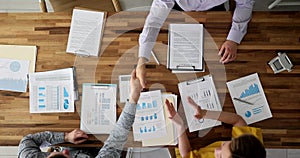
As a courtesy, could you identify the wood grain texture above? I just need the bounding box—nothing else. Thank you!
[0,11,299,151]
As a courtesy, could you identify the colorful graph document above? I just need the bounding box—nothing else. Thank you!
[80,83,117,134]
[0,58,29,92]
[29,68,74,113]
[178,75,222,132]
[226,73,272,124]
[66,8,106,56]
[167,24,204,72]
[142,93,178,146]
[133,90,167,141]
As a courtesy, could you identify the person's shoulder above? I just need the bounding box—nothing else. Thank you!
[232,126,263,143]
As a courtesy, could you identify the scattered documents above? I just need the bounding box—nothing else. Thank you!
[167,24,204,73]
[0,58,29,92]
[29,68,75,113]
[0,44,37,73]
[133,90,167,141]
[66,8,106,56]
[226,73,272,124]
[126,147,171,158]
[178,75,222,132]
[119,75,131,103]
[142,93,178,146]
[80,83,117,134]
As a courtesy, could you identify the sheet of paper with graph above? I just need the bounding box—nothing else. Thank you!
[226,73,272,124]
[178,75,222,132]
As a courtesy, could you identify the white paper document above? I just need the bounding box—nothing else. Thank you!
[80,83,117,134]
[0,58,29,92]
[142,93,178,146]
[119,75,131,103]
[29,68,74,113]
[178,75,222,132]
[167,24,204,72]
[226,73,272,124]
[133,90,167,141]
[66,9,106,56]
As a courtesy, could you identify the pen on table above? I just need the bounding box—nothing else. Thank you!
[151,50,160,65]
[233,97,254,105]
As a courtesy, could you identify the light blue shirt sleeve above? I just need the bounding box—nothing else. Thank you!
[138,0,254,60]
[227,0,255,44]
[96,101,137,158]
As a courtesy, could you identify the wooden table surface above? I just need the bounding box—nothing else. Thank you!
[0,11,299,150]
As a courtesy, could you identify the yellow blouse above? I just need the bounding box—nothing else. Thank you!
[175,126,263,158]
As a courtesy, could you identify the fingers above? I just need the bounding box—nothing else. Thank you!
[131,69,137,80]
[165,99,175,118]
[139,77,147,89]
[187,96,198,109]
[218,44,225,56]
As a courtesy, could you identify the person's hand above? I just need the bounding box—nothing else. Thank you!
[47,150,70,158]
[129,69,143,103]
[136,57,147,88]
[64,129,88,145]
[187,97,206,119]
[218,40,238,64]
[165,99,184,127]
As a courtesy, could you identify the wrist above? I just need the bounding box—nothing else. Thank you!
[201,109,207,118]
[129,93,140,104]
[64,132,69,142]
[138,57,147,66]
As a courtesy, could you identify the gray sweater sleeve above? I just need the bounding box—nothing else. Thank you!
[18,131,65,158]
[96,101,136,158]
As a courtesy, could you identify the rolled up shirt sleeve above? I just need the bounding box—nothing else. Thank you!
[227,0,254,44]
[138,0,174,60]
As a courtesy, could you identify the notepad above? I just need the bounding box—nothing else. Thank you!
[66,8,106,56]
[167,24,204,73]
[178,75,222,132]
[80,83,117,134]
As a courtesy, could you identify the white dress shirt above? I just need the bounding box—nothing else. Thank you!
[138,0,255,60]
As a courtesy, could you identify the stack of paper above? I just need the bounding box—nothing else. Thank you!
[226,73,272,124]
[133,90,178,146]
[142,93,178,146]
[29,68,75,113]
[133,90,167,141]
[66,8,106,57]
[80,83,117,134]
[167,24,204,73]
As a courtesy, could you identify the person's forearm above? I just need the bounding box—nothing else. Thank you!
[18,131,65,158]
[138,1,172,60]
[97,101,136,157]
[177,126,191,158]
[227,0,254,43]
[203,110,247,126]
